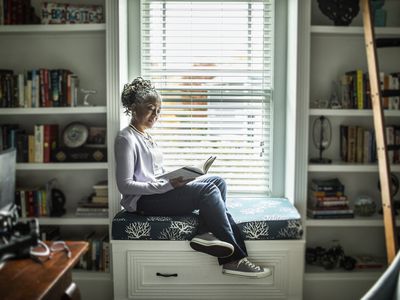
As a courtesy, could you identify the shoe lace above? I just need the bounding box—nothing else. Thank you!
[238,258,261,271]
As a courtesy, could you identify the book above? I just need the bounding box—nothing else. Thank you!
[307,208,354,215]
[354,255,385,269]
[156,156,216,180]
[310,178,344,192]
[91,196,108,204]
[34,124,44,163]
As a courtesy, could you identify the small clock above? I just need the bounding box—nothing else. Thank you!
[63,122,89,148]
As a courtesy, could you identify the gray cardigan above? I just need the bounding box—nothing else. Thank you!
[114,126,173,212]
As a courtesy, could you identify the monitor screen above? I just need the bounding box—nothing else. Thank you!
[0,148,16,214]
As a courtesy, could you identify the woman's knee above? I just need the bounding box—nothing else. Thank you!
[200,183,224,205]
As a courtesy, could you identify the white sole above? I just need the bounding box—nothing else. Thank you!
[222,268,272,279]
[190,238,234,258]
[191,238,234,250]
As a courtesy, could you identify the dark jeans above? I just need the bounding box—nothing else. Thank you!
[137,175,247,265]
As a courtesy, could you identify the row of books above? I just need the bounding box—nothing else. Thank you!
[340,125,400,164]
[15,188,51,218]
[0,0,40,25]
[1,123,59,163]
[340,125,377,164]
[41,226,110,272]
[308,178,354,219]
[0,68,79,108]
[76,231,110,272]
[339,70,400,110]
[41,2,104,24]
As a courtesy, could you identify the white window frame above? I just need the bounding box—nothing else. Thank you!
[126,0,287,197]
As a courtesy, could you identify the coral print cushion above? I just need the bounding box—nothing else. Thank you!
[112,198,302,241]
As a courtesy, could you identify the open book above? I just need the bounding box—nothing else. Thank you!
[156,156,216,181]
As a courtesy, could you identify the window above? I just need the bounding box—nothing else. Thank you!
[141,0,275,195]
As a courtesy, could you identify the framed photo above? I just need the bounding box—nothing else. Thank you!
[86,127,106,147]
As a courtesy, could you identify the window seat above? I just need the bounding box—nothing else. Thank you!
[111,198,304,300]
[112,197,303,241]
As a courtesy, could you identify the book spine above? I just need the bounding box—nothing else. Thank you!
[34,124,44,163]
[347,125,357,163]
[25,70,32,108]
[17,73,24,107]
[20,190,26,218]
[43,124,51,163]
[386,126,395,163]
[357,69,363,109]
[356,126,364,163]
[340,125,348,161]
[28,134,35,163]
[363,129,372,163]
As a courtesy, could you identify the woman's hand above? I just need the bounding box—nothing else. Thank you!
[170,176,194,188]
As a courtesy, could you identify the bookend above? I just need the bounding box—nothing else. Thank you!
[51,188,66,217]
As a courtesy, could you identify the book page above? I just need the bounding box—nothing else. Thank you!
[156,167,203,181]
[156,156,216,181]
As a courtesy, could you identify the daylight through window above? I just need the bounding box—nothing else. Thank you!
[141,0,274,194]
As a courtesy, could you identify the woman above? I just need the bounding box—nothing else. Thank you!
[115,77,271,278]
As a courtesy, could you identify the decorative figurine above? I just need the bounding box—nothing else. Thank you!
[81,88,97,106]
[309,116,332,164]
[329,80,342,109]
[306,241,356,271]
[354,196,377,217]
[317,0,360,26]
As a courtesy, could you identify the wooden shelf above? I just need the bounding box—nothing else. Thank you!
[0,24,106,33]
[305,265,383,280]
[309,109,400,117]
[308,162,400,172]
[311,26,400,36]
[0,106,107,115]
[16,163,108,171]
[21,214,109,225]
[306,216,400,227]
[72,270,111,280]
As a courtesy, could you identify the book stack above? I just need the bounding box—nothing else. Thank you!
[75,181,108,217]
[75,232,110,272]
[91,180,108,204]
[307,178,354,219]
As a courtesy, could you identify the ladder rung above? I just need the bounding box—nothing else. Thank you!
[382,90,400,97]
[376,38,400,48]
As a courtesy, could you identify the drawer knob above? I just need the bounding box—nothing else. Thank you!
[156,272,178,277]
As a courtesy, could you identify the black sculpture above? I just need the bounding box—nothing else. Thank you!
[317,0,360,26]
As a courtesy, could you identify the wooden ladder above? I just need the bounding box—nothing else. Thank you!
[361,0,399,264]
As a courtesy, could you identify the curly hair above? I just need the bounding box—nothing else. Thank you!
[121,77,161,116]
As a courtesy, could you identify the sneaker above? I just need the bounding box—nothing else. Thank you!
[190,232,234,258]
[222,258,272,278]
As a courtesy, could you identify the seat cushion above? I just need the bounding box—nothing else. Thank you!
[112,197,303,240]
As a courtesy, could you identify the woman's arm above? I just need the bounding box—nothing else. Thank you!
[114,135,173,195]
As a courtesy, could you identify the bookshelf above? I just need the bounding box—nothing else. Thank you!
[303,1,400,299]
[0,0,116,298]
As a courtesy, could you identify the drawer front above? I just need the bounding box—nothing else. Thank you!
[127,250,289,299]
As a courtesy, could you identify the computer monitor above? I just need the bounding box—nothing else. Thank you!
[0,148,17,215]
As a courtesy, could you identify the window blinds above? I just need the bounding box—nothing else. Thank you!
[141,0,274,194]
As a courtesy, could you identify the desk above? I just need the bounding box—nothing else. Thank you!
[0,241,88,300]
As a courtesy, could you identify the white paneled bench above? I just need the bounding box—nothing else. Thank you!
[111,198,305,300]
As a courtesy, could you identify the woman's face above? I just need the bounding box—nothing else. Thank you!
[133,98,161,130]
